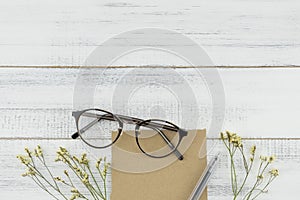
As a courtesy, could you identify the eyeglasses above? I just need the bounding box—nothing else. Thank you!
[71,108,188,160]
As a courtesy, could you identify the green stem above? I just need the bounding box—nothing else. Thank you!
[104,175,107,200]
[239,147,249,172]
[76,163,104,199]
[87,165,104,198]
[59,154,98,199]
[31,176,59,200]
[97,167,107,200]
[90,187,100,200]
[251,176,275,200]
[35,157,68,200]
[39,155,59,190]
[236,159,254,198]
[245,162,269,200]
[27,162,67,199]
[230,147,238,195]
[31,175,47,191]
[65,174,74,187]
[221,138,238,198]
[61,154,105,200]
[227,141,234,193]
[221,137,230,151]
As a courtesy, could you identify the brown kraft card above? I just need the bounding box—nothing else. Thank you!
[111,129,207,200]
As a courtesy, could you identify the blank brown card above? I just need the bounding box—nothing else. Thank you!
[110,129,207,200]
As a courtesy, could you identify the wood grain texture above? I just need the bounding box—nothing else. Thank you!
[1,1,300,198]
[1,139,297,200]
[1,67,300,138]
[0,0,299,66]
[1,66,298,199]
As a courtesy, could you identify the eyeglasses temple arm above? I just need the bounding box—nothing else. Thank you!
[150,126,184,160]
[71,113,113,139]
[71,118,99,139]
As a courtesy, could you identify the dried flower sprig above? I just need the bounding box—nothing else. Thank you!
[220,131,279,200]
[17,146,110,200]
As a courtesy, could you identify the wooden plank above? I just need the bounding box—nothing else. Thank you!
[1,67,300,138]
[1,139,296,199]
[0,0,299,66]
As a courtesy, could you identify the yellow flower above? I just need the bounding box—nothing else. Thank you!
[250,145,256,155]
[70,187,81,200]
[81,173,89,184]
[35,145,43,157]
[17,155,30,165]
[80,153,89,165]
[73,156,80,163]
[226,131,233,138]
[222,131,244,147]
[257,174,264,180]
[269,169,279,177]
[96,158,102,169]
[102,167,107,177]
[74,167,82,176]
[55,148,71,164]
[57,154,69,163]
[220,132,227,140]
[71,188,79,193]
[102,162,110,178]
[64,170,69,177]
[230,134,242,147]
[24,147,32,157]
[22,167,36,177]
[260,156,268,162]
[70,193,80,200]
[268,155,276,163]
[54,177,65,183]
[57,146,69,156]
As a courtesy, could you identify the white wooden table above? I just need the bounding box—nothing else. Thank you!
[1,0,300,199]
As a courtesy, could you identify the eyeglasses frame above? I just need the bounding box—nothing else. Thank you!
[71,108,188,160]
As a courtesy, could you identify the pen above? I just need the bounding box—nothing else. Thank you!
[188,154,219,200]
